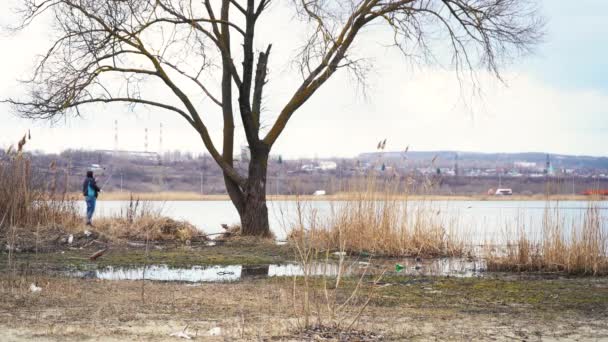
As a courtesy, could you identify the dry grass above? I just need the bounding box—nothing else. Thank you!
[94,216,202,243]
[0,137,201,248]
[1,140,82,259]
[289,214,384,333]
[86,197,204,243]
[1,274,606,341]
[286,178,607,275]
[0,199,203,252]
[286,179,468,258]
[0,148,79,231]
[485,203,608,275]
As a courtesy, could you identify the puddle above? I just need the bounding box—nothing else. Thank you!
[69,264,343,282]
[390,257,486,277]
[66,258,485,282]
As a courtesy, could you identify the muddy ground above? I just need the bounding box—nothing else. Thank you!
[0,274,607,341]
[1,243,607,341]
[2,239,295,271]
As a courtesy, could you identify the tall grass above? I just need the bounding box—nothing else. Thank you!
[0,144,79,232]
[288,198,384,335]
[1,137,79,285]
[286,175,607,276]
[485,203,607,275]
[287,178,468,258]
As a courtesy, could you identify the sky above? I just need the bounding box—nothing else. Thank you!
[0,0,606,159]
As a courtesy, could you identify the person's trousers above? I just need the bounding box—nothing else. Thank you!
[85,196,96,224]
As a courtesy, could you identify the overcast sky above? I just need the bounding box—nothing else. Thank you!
[0,1,606,158]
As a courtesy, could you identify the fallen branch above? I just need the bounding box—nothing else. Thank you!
[89,247,108,261]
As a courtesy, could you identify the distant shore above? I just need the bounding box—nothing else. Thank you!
[79,191,607,202]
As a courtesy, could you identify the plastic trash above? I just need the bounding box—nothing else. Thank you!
[395,264,404,272]
[207,327,221,336]
[29,283,42,293]
[169,331,192,339]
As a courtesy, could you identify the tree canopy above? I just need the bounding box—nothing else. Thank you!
[5,0,543,236]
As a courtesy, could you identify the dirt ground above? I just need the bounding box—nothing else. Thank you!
[0,272,607,341]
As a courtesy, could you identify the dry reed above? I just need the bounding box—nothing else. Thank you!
[287,178,468,258]
[485,203,608,275]
[0,139,80,233]
[92,196,203,243]
[288,197,385,334]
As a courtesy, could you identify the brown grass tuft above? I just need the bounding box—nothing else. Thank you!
[94,215,202,243]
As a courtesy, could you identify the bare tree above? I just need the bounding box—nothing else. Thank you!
[5,0,542,236]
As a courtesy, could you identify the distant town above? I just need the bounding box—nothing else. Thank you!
[4,147,608,196]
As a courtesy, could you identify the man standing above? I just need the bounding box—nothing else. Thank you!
[82,170,101,226]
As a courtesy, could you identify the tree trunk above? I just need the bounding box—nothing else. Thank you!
[238,145,272,237]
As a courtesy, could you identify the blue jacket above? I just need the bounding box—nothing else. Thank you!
[82,177,101,198]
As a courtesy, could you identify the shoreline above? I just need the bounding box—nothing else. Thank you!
[75,191,606,202]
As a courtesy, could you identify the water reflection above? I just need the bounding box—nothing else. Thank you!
[67,258,485,282]
[241,265,269,278]
[392,257,485,277]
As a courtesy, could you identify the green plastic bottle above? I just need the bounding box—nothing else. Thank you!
[395,264,404,272]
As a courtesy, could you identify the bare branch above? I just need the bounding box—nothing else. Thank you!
[264,0,543,146]
[252,44,272,132]
[160,58,223,107]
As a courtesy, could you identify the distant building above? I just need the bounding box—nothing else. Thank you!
[417,167,435,175]
[301,164,315,172]
[97,149,159,161]
[89,164,104,172]
[318,161,337,171]
[439,168,455,176]
[495,188,513,196]
[514,161,536,169]
[545,154,555,175]
[507,170,523,177]
[301,161,337,172]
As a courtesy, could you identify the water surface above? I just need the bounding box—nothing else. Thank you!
[79,200,607,241]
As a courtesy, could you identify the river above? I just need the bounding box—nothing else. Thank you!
[76,200,607,242]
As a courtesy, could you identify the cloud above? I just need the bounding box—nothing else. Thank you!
[266,66,608,158]
[0,0,606,158]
